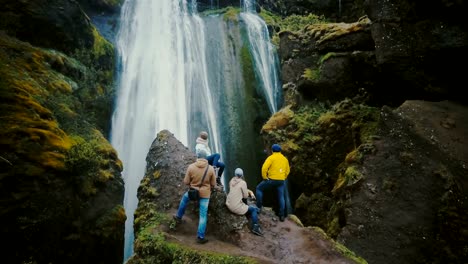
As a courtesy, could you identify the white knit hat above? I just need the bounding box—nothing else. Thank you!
[234,168,243,177]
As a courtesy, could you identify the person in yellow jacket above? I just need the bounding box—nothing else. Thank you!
[255,144,290,221]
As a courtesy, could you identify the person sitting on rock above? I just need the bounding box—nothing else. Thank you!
[226,168,263,236]
[195,131,225,186]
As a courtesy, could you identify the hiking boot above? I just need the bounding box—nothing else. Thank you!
[196,237,209,244]
[172,215,182,224]
[251,224,263,236]
[279,216,285,222]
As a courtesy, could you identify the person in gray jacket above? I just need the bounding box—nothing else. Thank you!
[225,168,263,236]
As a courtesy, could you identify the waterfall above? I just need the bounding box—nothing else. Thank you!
[240,0,291,214]
[240,0,282,113]
[111,0,222,261]
[339,0,342,18]
[112,0,284,261]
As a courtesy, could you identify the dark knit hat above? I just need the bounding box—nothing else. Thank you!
[272,144,281,152]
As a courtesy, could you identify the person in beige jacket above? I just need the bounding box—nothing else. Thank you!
[226,168,263,236]
[173,149,216,244]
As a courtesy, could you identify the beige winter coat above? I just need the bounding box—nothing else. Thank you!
[226,177,250,215]
[184,158,216,198]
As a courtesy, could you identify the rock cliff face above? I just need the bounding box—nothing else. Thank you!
[260,0,366,22]
[261,0,468,263]
[0,0,124,263]
[278,0,468,107]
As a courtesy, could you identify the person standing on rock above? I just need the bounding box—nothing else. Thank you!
[173,149,216,244]
[256,144,290,222]
[226,168,263,236]
[195,131,225,186]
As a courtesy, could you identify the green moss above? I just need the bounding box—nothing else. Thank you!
[303,67,320,81]
[223,7,241,22]
[65,132,120,196]
[95,205,126,238]
[311,227,368,264]
[91,27,113,58]
[320,52,336,64]
[153,170,161,179]
[317,111,337,125]
[258,9,282,28]
[327,216,341,237]
[240,45,257,98]
[130,212,256,264]
[345,149,361,164]
[333,166,364,193]
[260,11,328,47]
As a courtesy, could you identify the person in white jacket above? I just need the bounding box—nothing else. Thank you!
[195,131,225,186]
[225,168,263,236]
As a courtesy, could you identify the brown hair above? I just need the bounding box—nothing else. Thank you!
[200,131,208,140]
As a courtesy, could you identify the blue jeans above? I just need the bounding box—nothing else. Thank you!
[206,153,225,177]
[256,179,285,217]
[246,205,259,225]
[175,192,210,239]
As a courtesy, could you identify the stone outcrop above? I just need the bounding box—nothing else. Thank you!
[261,98,468,264]
[129,130,367,263]
[366,0,468,105]
[0,0,94,55]
[0,32,125,264]
[278,1,468,108]
[336,100,468,264]
[260,0,366,22]
[279,17,378,105]
[262,1,468,263]
[0,0,124,263]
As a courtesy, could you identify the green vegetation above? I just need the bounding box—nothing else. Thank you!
[66,131,119,196]
[320,52,336,64]
[201,7,241,23]
[303,67,320,81]
[259,10,327,46]
[0,32,120,193]
[224,7,241,22]
[311,227,368,264]
[129,208,256,264]
[240,45,257,98]
[279,13,328,32]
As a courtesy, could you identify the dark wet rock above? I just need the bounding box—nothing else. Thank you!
[262,99,468,264]
[260,0,366,22]
[365,0,468,105]
[78,0,123,14]
[336,100,468,264]
[0,33,125,264]
[0,0,94,54]
[279,17,378,106]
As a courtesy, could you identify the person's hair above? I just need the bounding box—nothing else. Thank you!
[200,131,208,140]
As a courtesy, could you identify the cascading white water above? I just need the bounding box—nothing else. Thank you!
[111,0,221,261]
[240,0,282,113]
[240,0,292,215]
[112,0,285,261]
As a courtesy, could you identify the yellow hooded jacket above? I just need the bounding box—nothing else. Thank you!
[261,152,290,180]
